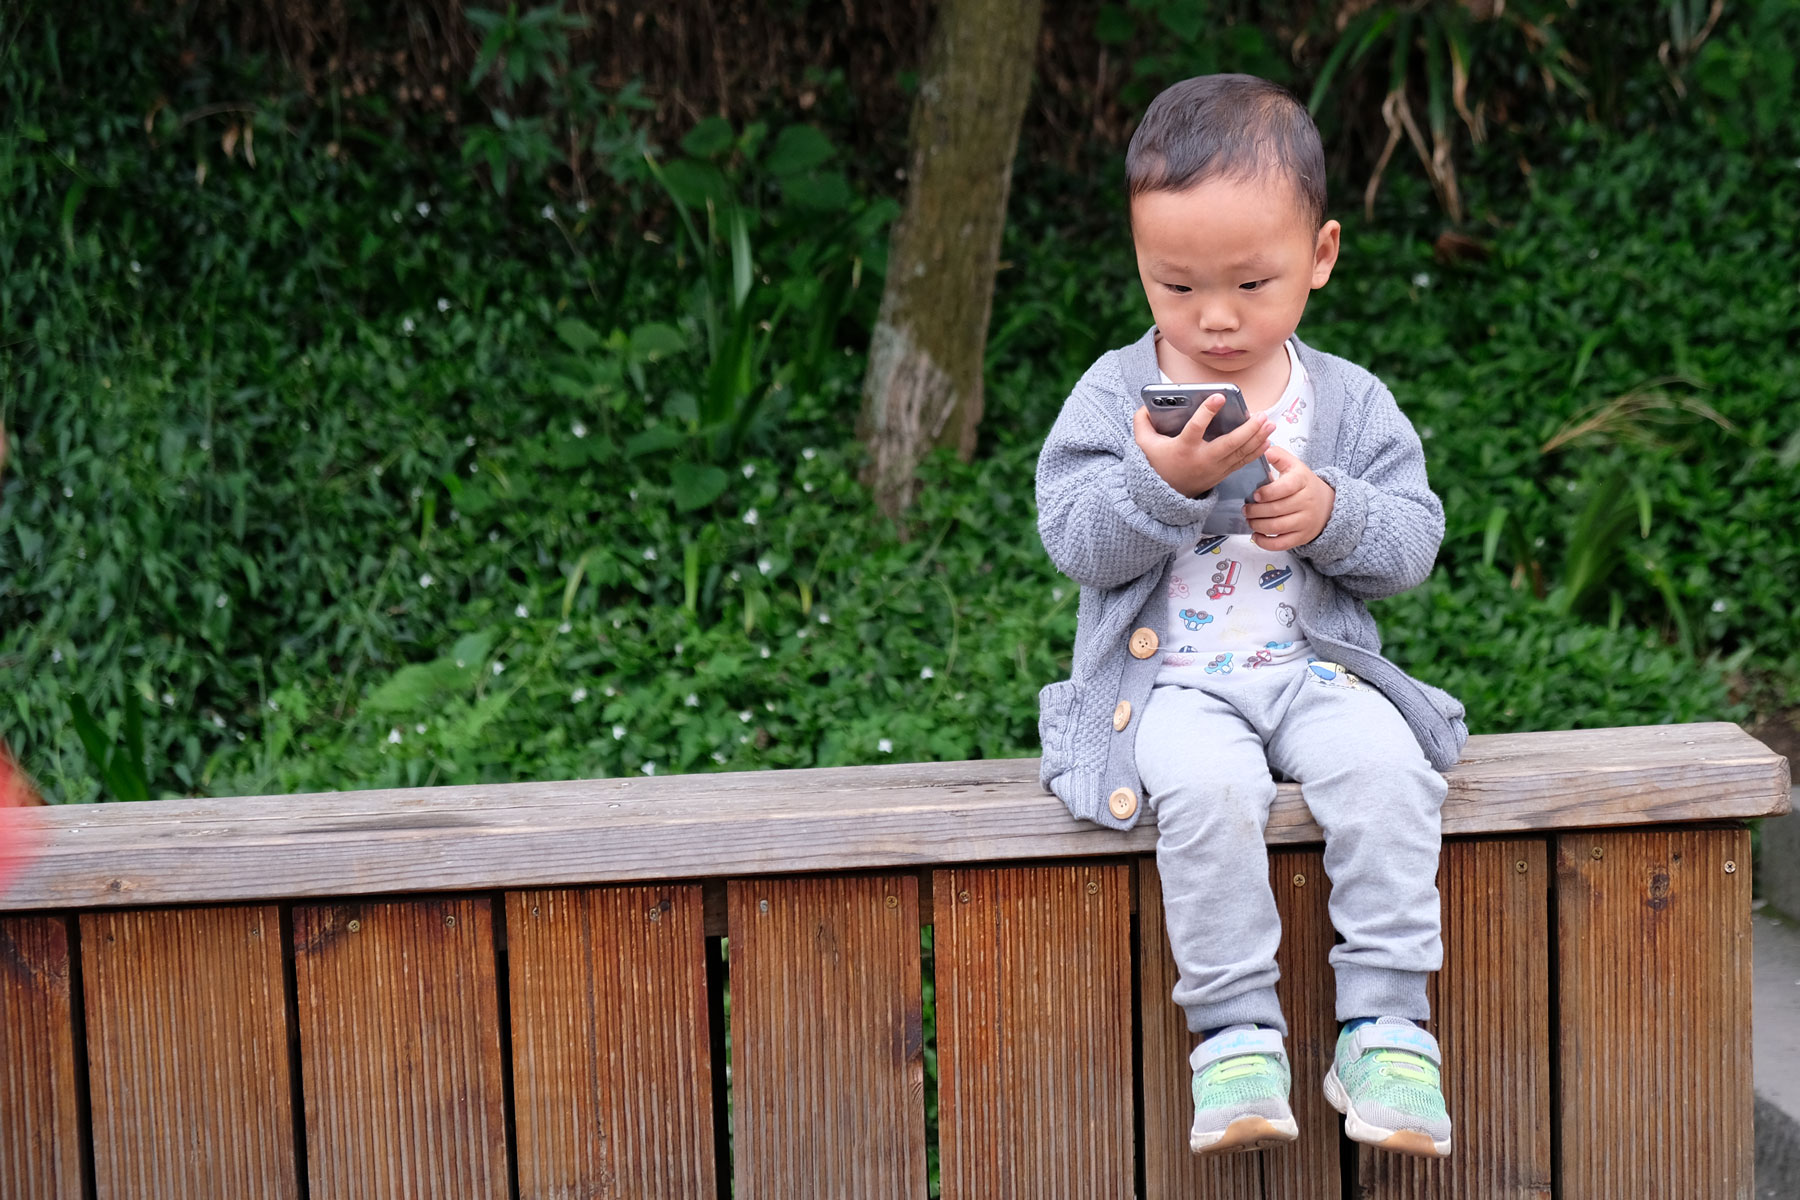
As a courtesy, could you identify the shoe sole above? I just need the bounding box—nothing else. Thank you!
[1189,1114,1300,1155]
[1323,1065,1452,1158]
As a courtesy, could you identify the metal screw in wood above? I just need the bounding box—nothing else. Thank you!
[1516,860,1529,873]
[1292,873,1306,887]
[1591,846,1604,859]
[958,890,971,904]
[758,899,769,913]
[445,915,456,928]
[531,907,539,916]
[885,894,899,908]
[346,919,361,932]
[1086,880,1099,894]
[1725,861,1737,873]
[648,907,661,922]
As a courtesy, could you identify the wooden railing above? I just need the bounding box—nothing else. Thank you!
[0,722,1788,1199]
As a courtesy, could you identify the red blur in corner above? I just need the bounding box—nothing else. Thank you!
[0,741,46,897]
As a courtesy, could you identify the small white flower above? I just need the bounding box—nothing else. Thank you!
[675,643,684,655]
[641,761,656,776]
[455,659,466,668]
[468,461,478,474]
[877,738,893,753]
[711,750,728,764]
[1052,587,1064,602]
[402,317,415,334]
[570,687,588,703]
[612,618,623,629]
[1533,536,1546,548]
[199,439,211,451]
[51,649,63,664]
[410,487,422,500]
[416,201,431,217]
[797,627,808,638]
[817,611,830,624]
[267,699,279,711]
[414,723,426,734]
[739,710,753,723]
[489,530,500,542]
[1421,427,1435,440]
[803,482,814,492]
[685,693,699,707]
[603,685,617,697]
[62,486,74,498]
[215,594,228,608]
[515,603,529,618]
[758,556,773,575]
[759,646,770,659]
[391,210,402,223]
[540,204,554,220]
[1711,599,1727,613]
[164,692,177,705]
[129,260,141,273]
[236,731,246,741]
[920,667,934,679]
[1413,272,1431,288]
[571,421,588,438]
[742,508,759,526]
[613,724,626,739]
[212,714,226,729]
[1588,248,1600,259]
[1566,480,1578,492]
[629,489,638,501]
[739,733,750,744]
[465,435,477,447]
[802,447,817,460]
[643,547,658,561]
[742,463,756,478]
[558,621,571,634]
[419,573,433,588]
[765,701,775,711]
[492,660,505,675]
[575,198,589,212]
[436,297,450,313]
[730,570,741,582]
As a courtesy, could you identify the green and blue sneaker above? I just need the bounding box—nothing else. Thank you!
[1188,1024,1300,1154]
[1322,1017,1453,1158]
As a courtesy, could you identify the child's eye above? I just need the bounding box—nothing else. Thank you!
[1164,283,1192,295]
[1240,278,1270,292]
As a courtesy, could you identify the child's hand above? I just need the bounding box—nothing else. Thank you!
[1132,398,1276,499]
[1244,444,1335,550]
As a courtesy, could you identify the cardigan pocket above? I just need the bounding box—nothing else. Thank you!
[1036,678,1080,790]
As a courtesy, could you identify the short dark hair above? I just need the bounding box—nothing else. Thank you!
[1126,74,1327,229]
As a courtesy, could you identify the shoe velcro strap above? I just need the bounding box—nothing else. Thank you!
[1348,1022,1442,1065]
[1189,1026,1287,1074]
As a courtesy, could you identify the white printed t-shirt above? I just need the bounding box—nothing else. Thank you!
[1156,339,1316,684]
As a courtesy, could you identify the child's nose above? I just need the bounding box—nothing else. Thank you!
[1199,300,1239,332]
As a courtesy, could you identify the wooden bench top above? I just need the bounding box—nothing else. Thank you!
[1,722,1787,911]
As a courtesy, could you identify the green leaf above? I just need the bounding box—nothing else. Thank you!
[629,321,685,360]
[625,425,684,459]
[729,209,753,311]
[1158,0,1204,43]
[670,463,729,512]
[1094,4,1134,44]
[658,159,731,208]
[763,125,835,176]
[781,169,851,212]
[555,317,602,353]
[680,116,735,159]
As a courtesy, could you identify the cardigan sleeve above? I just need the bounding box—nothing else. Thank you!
[1036,356,1219,589]
[1294,378,1444,599]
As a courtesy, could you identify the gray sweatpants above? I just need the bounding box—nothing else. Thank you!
[1136,659,1446,1036]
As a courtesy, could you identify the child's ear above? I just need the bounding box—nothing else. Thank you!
[1311,220,1342,289]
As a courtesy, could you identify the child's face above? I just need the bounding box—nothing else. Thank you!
[1130,172,1340,383]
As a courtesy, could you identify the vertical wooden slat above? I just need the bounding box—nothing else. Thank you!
[1262,849,1340,1200]
[1357,838,1553,1198]
[933,863,1133,1200]
[81,905,298,1200]
[506,884,715,1199]
[1556,827,1754,1199]
[727,874,925,1198]
[0,915,84,1200]
[1138,855,1262,1200]
[293,896,510,1200]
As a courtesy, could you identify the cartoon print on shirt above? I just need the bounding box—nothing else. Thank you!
[1170,575,1189,599]
[1306,659,1361,689]
[1289,435,1309,458]
[1207,559,1241,600]
[1259,564,1292,591]
[1283,397,1308,424]
[1178,608,1213,631]
[1265,641,1293,650]
[1204,653,1234,675]
[1276,603,1297,628]
[1242,649,1275,668]
[1193,534,1229,556]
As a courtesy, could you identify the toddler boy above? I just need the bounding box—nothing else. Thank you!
[1034,75,1467,1158]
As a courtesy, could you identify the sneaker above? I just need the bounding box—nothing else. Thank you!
[1322,1016,1453,1157]
[1188,1024,1301,1154]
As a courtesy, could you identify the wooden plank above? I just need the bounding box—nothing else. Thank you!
[506,885,715,1199]
[0,915,84,1200]
[727,874,925,1198]
[293,897,510,1199]
[934,864,1132,1200]
[1138,855,1261,1199]
[1356,838,1553,1198]
[1262,850,1341,1200]
[5,724,1788,909]
[1555,828,1754,1199]
[80,905,298,1200]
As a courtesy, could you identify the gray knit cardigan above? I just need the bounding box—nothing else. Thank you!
[1035,327,1468,830]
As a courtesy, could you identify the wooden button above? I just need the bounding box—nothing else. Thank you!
[1128,627,1159,659]
[1113,700,1131,731]
[1107,787,1138,820]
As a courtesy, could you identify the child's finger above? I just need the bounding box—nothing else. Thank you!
[1174,395,1228,443]
[1243,498,1306,522]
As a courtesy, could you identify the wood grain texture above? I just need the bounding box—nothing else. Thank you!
[80,905,298,1200]
[1262,850,1341,1200]
[1555,828,1754,1199]
[0,916,84,1200]
[1356,839,1553,1198]
[4,724,1787,910]
[727,874,925,1199]
[293,897,510,1200]
[1138,855,1261,1199]
[505,885,715,1199]
[933,864,1132,1200]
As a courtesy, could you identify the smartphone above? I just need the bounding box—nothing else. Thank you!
[1139,383,1274,508]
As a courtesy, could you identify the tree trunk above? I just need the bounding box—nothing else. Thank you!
[858,0,1042,519]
